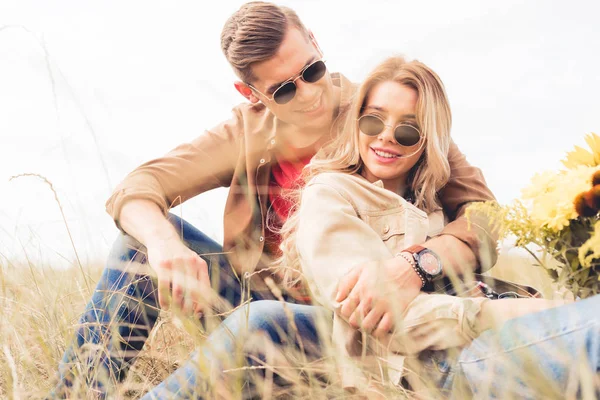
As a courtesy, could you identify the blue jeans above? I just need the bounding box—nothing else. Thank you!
[448,294,600,399]
[143,295,600,399]
[141,301,328,399]
[51,215,301,398]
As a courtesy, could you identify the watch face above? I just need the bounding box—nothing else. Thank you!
[419,252,441,275]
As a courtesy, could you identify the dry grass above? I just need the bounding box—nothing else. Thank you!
[0,251,594,399]
[0,262,194,398]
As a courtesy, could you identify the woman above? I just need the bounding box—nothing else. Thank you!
[274,55,571,394]
[141,56,599,399]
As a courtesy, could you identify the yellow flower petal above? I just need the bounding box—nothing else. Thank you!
[521,166,598,232]
[585,132,600,165]
[562,133,600,169]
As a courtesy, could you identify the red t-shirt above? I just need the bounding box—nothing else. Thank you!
[264,153,312,257]
[264,150,313,302]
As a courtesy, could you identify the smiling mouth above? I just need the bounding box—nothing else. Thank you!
[372,148,400,158]
[298,96,322,113]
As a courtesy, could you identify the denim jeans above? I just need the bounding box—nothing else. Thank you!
[142,295,600,399]
[446,294,600,399]
[51,215,299,398]
[141,300,329,399]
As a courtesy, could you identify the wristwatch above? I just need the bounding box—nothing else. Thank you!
[401,245,443,285]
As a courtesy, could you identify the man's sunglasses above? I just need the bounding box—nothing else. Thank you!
[358,114,423,147]
[247,59,327,105]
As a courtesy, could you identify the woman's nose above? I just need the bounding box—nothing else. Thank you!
[378,124,396,143]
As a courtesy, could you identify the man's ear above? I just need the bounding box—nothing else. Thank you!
[309,30,324,56]
[234,81,260,104]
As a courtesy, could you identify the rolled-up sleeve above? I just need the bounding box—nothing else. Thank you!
[105,111,243,230]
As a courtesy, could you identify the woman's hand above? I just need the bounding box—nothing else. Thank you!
[146,235,213,317]
[334,256,422,336]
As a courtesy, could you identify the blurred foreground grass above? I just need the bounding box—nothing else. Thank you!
[0,251,574,398]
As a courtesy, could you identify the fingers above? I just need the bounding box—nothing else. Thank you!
[171,257,187,313]
[336,267,361,303]
[372,312,394,339]
[156,254,211,317]
[360,303,385,333]
[348,295,373,328]
[192,257,210,316]
[157,260,173,310]
[340,288,361,320]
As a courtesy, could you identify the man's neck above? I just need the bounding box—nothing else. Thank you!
[276,133,327,161]
[277,85,342,160]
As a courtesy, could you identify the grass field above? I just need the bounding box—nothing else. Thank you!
[0,251,590,399]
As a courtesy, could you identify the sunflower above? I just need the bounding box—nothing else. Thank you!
[561,132,600,169]
[521,166,599,232]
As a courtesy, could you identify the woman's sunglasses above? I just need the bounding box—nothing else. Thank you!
[247,59,327,105]
[358,114,423,147]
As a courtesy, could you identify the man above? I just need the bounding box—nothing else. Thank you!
[54,1,497,397]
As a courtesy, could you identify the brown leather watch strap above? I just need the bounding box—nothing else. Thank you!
[403,244,426,254]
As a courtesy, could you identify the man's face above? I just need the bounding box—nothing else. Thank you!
[249,28,337,144]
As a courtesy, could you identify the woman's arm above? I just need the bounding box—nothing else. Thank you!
[296,178,411,387]
[297,177,429,334]
[296,180,396,305]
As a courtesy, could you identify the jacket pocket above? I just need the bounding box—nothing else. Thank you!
[364,206,429,250]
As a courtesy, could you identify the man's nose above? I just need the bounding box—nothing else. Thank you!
[293,77,319,103]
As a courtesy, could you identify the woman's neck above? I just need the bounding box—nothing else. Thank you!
[382,179,408,197]
[360,169,408,197]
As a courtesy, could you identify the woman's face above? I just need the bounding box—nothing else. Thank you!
[358,80,425,193]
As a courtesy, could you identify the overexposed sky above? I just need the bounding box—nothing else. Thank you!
[1,0,599,267]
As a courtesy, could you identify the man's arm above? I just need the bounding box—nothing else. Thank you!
[106,112,243,230]
[432,141,499,274]
[421,233,476,277]
[106,110,244,315]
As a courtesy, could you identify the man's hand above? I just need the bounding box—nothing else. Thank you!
[335,256,422,337]
[146,236,212,317]
[119,200,215,317]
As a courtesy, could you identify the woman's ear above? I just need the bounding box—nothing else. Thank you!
[234,81,260,103]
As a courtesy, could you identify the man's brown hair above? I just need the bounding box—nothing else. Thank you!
[221,1,310,84]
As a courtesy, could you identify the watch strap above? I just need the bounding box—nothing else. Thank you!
[403,244,427,255]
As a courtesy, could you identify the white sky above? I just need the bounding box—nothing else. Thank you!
[1,0,599,268]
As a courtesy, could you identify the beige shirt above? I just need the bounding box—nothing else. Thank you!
[295,173,489,389]
[105,72,498,296]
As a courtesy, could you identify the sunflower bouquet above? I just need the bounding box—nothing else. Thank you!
[469,133,600,299]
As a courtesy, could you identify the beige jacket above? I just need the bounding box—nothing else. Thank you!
[295,173,490,389]
[105,72,498,297]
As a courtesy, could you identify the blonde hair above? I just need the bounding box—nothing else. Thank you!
[220,1,310,83]
[278,56,453,285]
